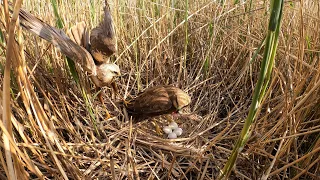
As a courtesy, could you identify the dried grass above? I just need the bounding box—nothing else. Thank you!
[0,0,319,179]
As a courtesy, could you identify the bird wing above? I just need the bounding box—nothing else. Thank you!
[66,21,90,50]
[19,9,97,76]
[90,5,117,63]
[127,86,173,114]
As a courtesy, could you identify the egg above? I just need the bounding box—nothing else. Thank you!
[168,122,178,130]
[168,132,177,139]
[173,128,183,136]
[163,126,172,134]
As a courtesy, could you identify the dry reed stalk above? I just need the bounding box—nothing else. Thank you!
[2,0,24,179]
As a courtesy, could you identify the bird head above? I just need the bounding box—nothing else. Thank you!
[172,90,191,113]
[91,63,121,87]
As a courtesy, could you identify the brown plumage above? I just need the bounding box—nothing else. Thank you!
[90,5,117,64]
[18,3,120,89]
[125,86,191,116]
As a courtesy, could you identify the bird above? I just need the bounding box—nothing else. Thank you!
[17,2,120,108]
[125,85,191,117]
[124,85,191,135]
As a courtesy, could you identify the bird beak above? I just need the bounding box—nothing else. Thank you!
[111,72,121,82]
[177,107,187,114]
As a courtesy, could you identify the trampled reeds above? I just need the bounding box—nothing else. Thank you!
[0,0,319,179]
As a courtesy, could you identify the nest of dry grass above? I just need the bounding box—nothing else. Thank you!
[0,0,319,179]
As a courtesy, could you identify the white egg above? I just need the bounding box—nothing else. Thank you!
[173,128,183,136]
[169,122,178,129]
[168,132,177,139]
[163,126,172,134]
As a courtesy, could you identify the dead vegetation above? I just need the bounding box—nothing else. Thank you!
[0,0,319,179]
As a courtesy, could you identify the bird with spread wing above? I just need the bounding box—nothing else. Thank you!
[18,1,120,116]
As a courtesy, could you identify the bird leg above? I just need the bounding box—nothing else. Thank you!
[110,82,130,107]
[97,87,104,104]
[97,87,111,119]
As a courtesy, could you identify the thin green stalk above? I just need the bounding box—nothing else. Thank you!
[202,23,214,77]
[90,0,96,25]
[50,0,64,28]
[219,0,284,179]
[50,0,80,86]
[0,29,4,43]
[250,36,266,64]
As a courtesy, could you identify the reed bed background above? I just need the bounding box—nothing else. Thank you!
[0,0,319,179]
